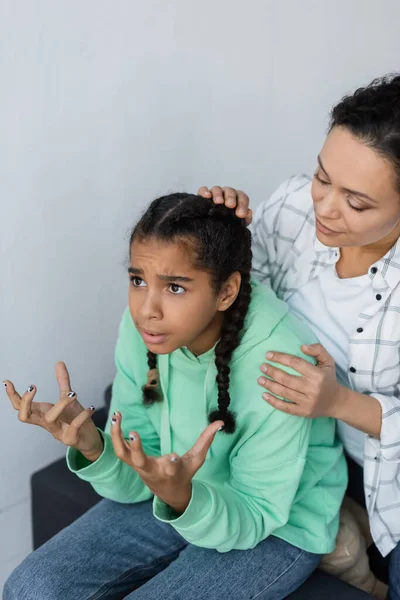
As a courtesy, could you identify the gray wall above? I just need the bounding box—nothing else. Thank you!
[1,0,399,588]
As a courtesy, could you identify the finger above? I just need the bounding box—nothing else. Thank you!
[258,365,307,394]
[210,185,224,204]
[245,207,253,226]
[55,362,73,395]
[262,393,303,416]
[127,431,149,470]
[222,186,238,208]
[234,190,250,218]
[19,385,39,424]
[64,406,95,446]
[110,412,130,461]
[3,380,22,410]
[185,420,224,466]
[44,393,81,428]
[259,379,305,404]
[163,453,180,477]
[264,351,317,377]
[197,186,212,198]
[301,344,335,367]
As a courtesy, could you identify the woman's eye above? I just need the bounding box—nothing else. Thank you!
[346,198,365,212]
[314,171,330,185]
[130,276,146,287]
[169,283,185,295]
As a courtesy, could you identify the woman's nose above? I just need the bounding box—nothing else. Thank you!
[317,189,341,219]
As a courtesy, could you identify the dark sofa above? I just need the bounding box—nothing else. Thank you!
[31,385,382,599]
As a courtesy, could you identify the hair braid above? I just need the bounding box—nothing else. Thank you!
[142,350,161,404]
[208,270,252,433]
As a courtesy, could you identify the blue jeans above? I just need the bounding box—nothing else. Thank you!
[389,541,400,600]
[4,498,321,600]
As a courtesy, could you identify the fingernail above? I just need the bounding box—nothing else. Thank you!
[111,417,117,425]
[258,377,266,385]
[67,391,76,398]
[27,385,34,393]
[262,393,270,400]
[129,433,137,441]
[215,196,223,203]
[88,405,95,411]
[266,352,273,359]
[3,381,7,387]
[170,455,178,462]
[218,425,224,432]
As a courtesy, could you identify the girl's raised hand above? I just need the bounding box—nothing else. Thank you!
[4,362,103,460]
[197,185,253,225]
[110,411,224,513]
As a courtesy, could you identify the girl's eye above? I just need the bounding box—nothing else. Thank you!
[314,171,330,185]
[130,276,146,287]
[169,283,185,295]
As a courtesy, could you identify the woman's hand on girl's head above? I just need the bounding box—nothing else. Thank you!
[257,343,346,419]
[3,362,103,460]
[197,185,253,225]
[110,411,224,514]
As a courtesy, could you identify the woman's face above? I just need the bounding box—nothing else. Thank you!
[311,126,400,248]
[128,238,239,356]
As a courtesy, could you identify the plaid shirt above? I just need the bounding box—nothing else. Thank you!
[251,174,400,557]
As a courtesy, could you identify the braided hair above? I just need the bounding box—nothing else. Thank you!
[330,73,400,192]
[129,193,253,433]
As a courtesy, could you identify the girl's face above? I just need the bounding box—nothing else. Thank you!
[128,238,240,356]
[311,126,400,249]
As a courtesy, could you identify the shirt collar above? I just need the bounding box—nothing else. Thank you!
[313,234,400,290]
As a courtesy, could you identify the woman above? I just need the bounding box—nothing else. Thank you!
[199,73,400,599]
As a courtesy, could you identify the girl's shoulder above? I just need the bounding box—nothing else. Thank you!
[233,280,317,371]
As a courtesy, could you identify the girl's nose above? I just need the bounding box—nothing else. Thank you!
[139,294,163,320]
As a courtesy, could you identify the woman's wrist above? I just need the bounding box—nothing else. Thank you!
[331,385,382,438]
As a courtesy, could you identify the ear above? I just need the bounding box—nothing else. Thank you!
[217,272,242,312]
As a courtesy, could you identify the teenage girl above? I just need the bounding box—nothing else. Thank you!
[4,194,346,600]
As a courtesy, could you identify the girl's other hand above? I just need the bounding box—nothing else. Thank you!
[110,412,224,513]
[3,362,103,461]
[197,185,252,225]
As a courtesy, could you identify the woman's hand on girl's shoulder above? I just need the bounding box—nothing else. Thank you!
[3,362,103,460]
[197,185,253,225]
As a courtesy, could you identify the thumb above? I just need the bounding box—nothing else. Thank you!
[301,343,334,367]
[185,420,224,467]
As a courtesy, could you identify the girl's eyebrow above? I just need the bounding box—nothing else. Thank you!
[128,267,193,282]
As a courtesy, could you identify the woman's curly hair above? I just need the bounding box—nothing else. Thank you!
[330,73,400,191]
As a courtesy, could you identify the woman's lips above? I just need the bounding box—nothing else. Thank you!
[139,329,168,345]
[316,218,341,236]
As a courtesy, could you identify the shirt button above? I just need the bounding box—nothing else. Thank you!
[376,294,382,301]
[371,267,378,274]
[349,367,357,373]
[357,327,364,333]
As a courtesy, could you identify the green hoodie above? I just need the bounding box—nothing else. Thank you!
[67,280,347,553]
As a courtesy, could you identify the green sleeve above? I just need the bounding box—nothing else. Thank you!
[66,308,161,503]
[154,404,311,551]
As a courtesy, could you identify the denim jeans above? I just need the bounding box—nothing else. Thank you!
[4,498,321,600]
[389,542,400,600]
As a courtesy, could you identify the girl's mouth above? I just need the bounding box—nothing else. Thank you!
[139,329,169,345]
